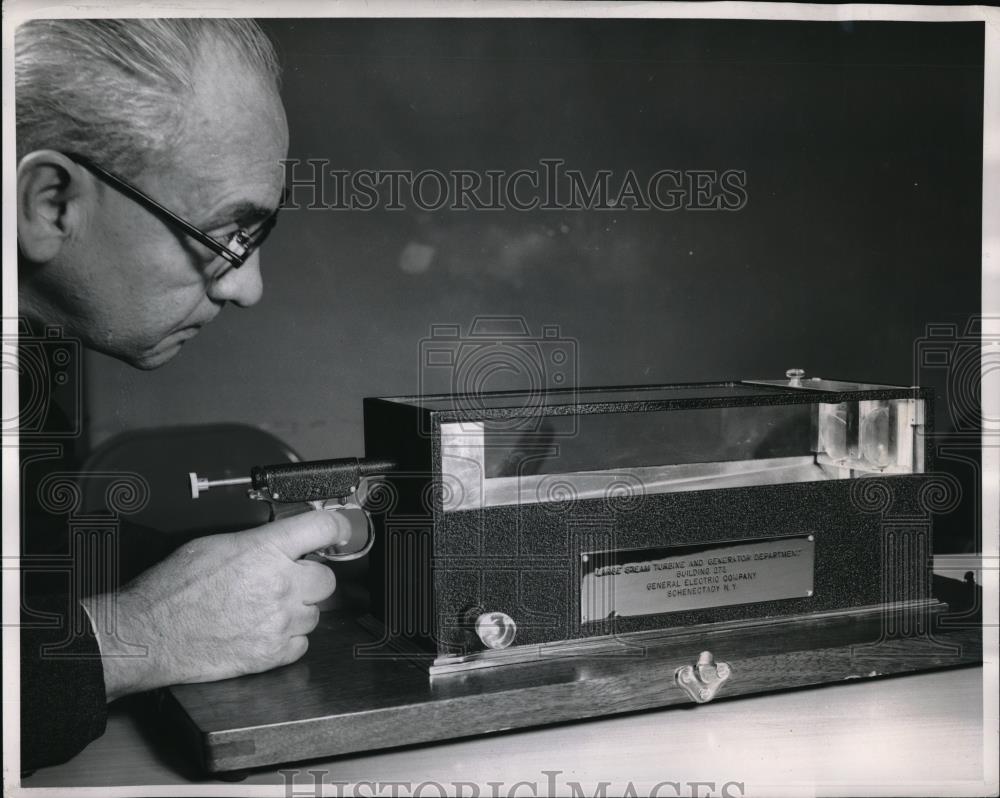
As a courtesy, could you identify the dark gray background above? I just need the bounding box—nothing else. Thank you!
[82,19,984,550]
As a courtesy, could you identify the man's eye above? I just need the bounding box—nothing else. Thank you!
[210,225,241,244]
[214,218,267,243]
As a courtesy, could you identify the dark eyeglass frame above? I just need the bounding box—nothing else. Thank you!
[65,152,284,269]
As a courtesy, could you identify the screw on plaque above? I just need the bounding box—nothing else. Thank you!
[675,651,732,704]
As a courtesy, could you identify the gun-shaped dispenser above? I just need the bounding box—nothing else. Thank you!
[189,457,397,561]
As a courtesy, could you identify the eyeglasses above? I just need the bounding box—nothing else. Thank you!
[65,152,283,270]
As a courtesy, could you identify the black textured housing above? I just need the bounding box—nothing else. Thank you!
[252,459,362,502]
[364,382,937,657]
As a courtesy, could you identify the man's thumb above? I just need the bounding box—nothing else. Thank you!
[254,510,348,559]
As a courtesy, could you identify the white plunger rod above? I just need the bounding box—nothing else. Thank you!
[189,472,252,499]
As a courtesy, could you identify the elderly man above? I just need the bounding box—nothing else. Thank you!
[15,19,341,771]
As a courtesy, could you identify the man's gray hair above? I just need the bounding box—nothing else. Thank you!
[15,19,281,178]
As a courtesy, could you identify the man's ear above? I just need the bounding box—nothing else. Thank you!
[17,150,90,264]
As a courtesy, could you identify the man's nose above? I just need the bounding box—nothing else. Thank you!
[208,250,264,307]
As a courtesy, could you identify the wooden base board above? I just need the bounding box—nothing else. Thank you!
[163,598,982,774]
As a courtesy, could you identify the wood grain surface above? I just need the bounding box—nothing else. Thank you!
[21,663,990,796]
[18,542,991,794]
[146,601,980,774]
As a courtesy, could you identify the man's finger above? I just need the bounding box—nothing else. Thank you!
[288,605,322,636]
[296,559,337,604]
[277,636,310,668]
[252,511,348,559]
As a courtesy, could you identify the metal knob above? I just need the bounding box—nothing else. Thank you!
[475,612,517,650]
[675,650,732,703]
[785,368,806,387]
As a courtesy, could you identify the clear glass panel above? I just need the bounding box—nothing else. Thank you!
[818,398,910,471]
[439,399,924,511]
[393,383,785,410]
[482,405,812,478]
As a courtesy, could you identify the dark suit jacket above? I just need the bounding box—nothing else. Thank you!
[19,337,170,773]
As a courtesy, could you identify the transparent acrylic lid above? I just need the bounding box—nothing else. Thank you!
[390,383,782,410]
[745,377,911,392]
[383,379,916,413]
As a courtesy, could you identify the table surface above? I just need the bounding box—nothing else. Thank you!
[20,664,993,797]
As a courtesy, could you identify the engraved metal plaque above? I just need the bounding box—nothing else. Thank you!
[580,535,814,622]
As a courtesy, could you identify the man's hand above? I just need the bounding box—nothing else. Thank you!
[81,511,344,701]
